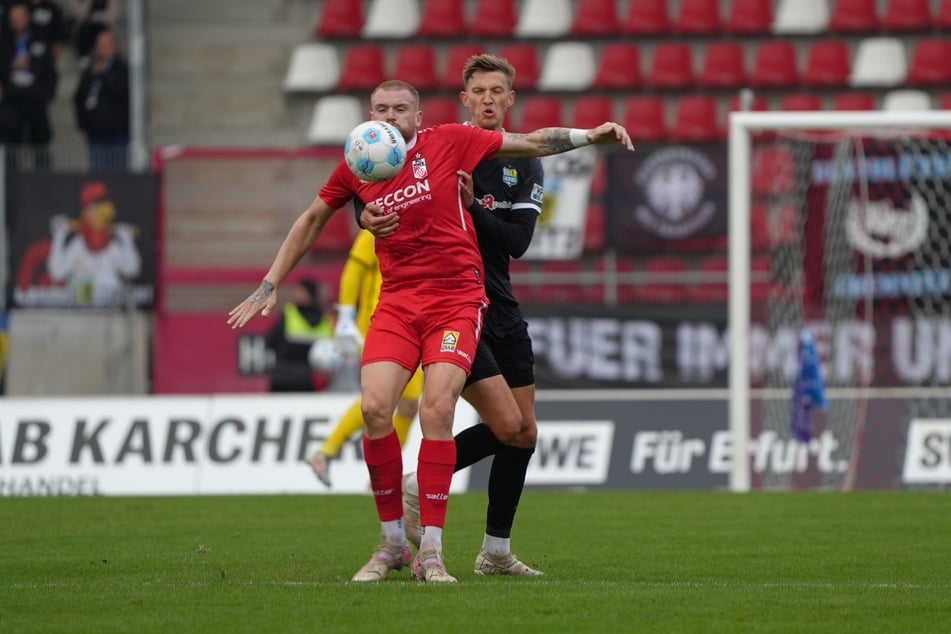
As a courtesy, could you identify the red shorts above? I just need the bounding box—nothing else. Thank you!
[363,284,488,375]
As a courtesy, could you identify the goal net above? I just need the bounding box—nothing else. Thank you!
[728,111,951,492]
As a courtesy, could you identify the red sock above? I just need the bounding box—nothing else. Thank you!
[417,439,456,529]
[363,431,403,522]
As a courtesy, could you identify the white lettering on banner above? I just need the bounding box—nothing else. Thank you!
[892,318,951,383]
[629,430,848,475]
[526,422,613,485]
[902,419,951,484]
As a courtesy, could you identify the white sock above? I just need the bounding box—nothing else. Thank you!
[420,526,443,552]
[482,535,510,556]
[382,519,406,546]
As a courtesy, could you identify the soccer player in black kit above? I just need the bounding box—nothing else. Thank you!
[362,54,545,576]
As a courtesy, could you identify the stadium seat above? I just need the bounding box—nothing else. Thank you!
[723,94,768,137]
[394,45,439,91]
[750,41,799,87]
[535,260,586,304]
[647,42,694,89]
[882,0,933,31]
[306,96,363,145]
[622,96,667,142]
[594,43,642,90]
[907,39,951,85]
[675,0,722,35]
[624,0,670,35]
[940,93,951,110]
[336,45,386,91]
[694,257,729,303]
[772,0,829,33]
[418,0,467,38]
[850,38,908,86]
[671,95,719,142]
[882,89,932,111]
[498,43,541,90]
[315,0,364,38]
[832,93,877,110]
[583,202,606,253]
[830,0,879,32]
[421,96,462,127]
[779,93,823,111]
[283,44,339,92]
[537,42,596,91]
[471,0,517,36]
[516,0,572,38]
[802,41,851,86]
[571,96,614,129]
[750,203,770,251]
[751,145,795,195]
[939,0,951,29]
[572,0,620,36]
[638,257,690,303]
[363,0,420,38]
[699,42,746,88]
[751,256,773,303]
[726,0,773,33]
[518,96,564,130]
[442,44,486,89]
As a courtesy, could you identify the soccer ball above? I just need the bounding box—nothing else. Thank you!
[308,338,343,373]
[344,120,407,183]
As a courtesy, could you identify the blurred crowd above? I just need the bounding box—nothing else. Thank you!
[0,0,127,170]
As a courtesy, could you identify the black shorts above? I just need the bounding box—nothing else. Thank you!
[465,329,535,389]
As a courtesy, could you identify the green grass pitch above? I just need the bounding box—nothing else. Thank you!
[2,491,950,633]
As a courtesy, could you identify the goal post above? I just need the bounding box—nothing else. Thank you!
[728,110,951,492]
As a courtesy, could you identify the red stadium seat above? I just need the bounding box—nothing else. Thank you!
[623,96,667,142]
[336,45,386,91]
[752,145,795,195]
[594,43,642,90]
[723,94,769,138]
[779,93,823,111]
[418,0,467,37]
[638,257,690,303]
[750,203,770,251]
[671,95,719,142]
[498,43,540,90]
[624,0,670,35]
[833,93,877,110]
[726,0,772,33]
[802,41,851,87]
[572,96,614,129]
[676,0,722,34]
[421,96,461,127]
[699,42,746,88]
[939,0,951,29]
[518,96,563,131]
[751,256,773,302]
[394,45,438,90]
[750,41,799,87]
[694,257,729,303]
[830,0,879,32]
[940,93,951,110]
[907,39,951,85]
[883,0,933,31]
[315,0,364,37]
[539,260,587,304]
[471,0,517,36]
[442,44,487,89]
[572,0,620,35]
[647,42,694,89]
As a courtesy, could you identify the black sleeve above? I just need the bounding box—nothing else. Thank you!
[352,197,366,229]
[467,200,538,259]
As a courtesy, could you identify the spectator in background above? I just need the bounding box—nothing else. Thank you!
[265,278,335,393]
[0,1,57,170]
[25,0,69,61]
[65,0,118,68]
[73,27,127,171]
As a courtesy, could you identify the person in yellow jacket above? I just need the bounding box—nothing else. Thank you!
[308,230,424,486]
[265,278,334,392]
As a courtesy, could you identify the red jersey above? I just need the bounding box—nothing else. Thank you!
[320,124,504,292]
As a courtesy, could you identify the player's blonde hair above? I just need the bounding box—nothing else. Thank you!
[370,80,420,107]
[462,54,516,89]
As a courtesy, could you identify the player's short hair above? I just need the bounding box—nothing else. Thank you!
[371,80,420,107]
[462,54,516,89]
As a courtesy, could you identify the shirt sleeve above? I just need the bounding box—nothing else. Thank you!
[319,161,359,210]
[442,124,504,175]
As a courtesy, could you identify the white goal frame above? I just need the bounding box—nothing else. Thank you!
[727,110,951,492]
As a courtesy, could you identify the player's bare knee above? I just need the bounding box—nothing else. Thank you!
[361,398,393,436]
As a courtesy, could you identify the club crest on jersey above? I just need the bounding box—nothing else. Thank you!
[440,330,460,353]
[502,167,518,187]
[530,183,544,203]
[412,155,428,179]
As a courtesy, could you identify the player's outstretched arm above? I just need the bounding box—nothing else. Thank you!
[495,121,634,158]
[227,195,336,329]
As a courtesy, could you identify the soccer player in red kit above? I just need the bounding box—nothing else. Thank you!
[228,80,633,583]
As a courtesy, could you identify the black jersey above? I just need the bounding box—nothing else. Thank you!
[469,155,544,338]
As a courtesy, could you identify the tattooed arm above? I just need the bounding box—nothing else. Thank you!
[494,121,634,158]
